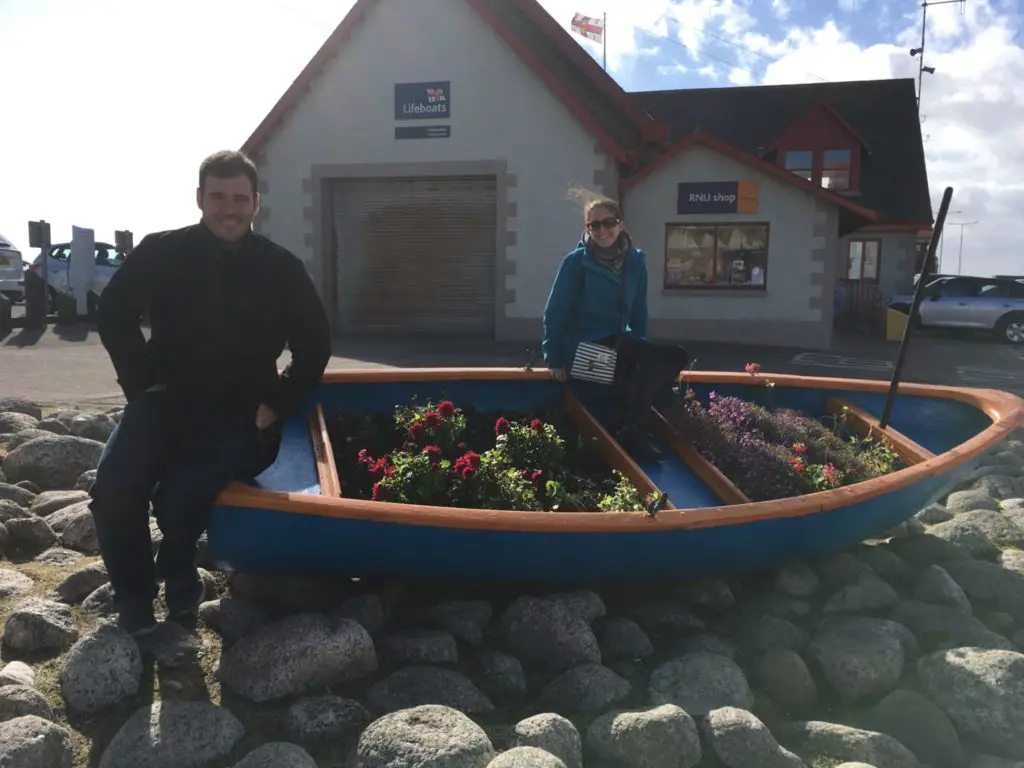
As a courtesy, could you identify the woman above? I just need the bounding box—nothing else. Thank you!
[542,186,689,461]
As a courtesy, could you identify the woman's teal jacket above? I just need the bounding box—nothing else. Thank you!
[541,240,649,369]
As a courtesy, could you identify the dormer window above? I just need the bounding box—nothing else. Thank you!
[784,150,813,182]
[822,149,852,190]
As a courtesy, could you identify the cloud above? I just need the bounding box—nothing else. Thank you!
[543,0,1022,277]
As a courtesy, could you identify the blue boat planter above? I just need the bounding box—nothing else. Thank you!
[206,367,1024,584]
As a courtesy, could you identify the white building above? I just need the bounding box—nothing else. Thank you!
[242,0,933,349]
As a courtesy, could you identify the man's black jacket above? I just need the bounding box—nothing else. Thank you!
[97,222,332,431]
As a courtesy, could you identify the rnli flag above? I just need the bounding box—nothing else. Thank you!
[570,12,604,43]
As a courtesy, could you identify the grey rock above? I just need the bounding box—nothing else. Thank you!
[942,559,1024,623]
[596,616,654,659]
[43,500,89,532]
[914,564,972,613]
[197,597,272,644]
[0,498,32,523]
[888,600,1015,652]
[917,503,953,524]
[498,595,601,671]
[60,505,98,554]
[917,647,1024,760]
[75,469,97,492]
[0,684,54,722]
[806,616,909,702]
[549,589,607,622]
[754,649,818,714]
[857,545,918,586]
[1002,548,1024,572]
[822,571,900,614]
[928,517,1002,559]
[476,650,527,699]
[4,516,56,555]
[649,652,754,716]
[217,613,377,702]
[58,622,142,713]
[355,704,496,768]
[331,592,387,635]
[946,488,1001,514]
[35,418,69,435]
[864,688,965,768]
[98,700,245,768]
[34,547,84,566]
[136,621,203,668]
[367,665,495,715]
[29,490,89,518]
[535,664,631,714]
[513,713,582,768]
[1,434,105,490]
[701,706,804,768]
[0,520,6,553]
[0,661,35,688]
[630,599,706,638]
[885,533,972,569]
[380,629,459,665]
[2,597,79,653]
[586,704,702,768]
[0,412,39,434]
[671,578,735,611]
[50,562,108,604]
[69,412,115,442]
[815,552,875,587]
[953,510,1024,549]
[741,614,810,653]
[0,481,36,507]
[431,599,493,644]
[0,397,43,420]
[676,633,740,660]
[488,747,567,767]
[81,583,116,615]
[774,721,922,768]
[285,694,371,743]
[0,567,33,598]
[231,742,317,768]
[0,715,74,768]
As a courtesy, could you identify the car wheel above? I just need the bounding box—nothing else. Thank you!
[995,312,1024,344]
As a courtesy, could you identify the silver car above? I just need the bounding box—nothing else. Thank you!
[0,232,25,303]
[886,275,1024,344]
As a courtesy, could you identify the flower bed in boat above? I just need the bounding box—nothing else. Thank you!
[661,363,907,502]
[326,397,661,512]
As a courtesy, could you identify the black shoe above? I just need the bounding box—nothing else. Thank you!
[165,577,206,625]
[116,600,159,639]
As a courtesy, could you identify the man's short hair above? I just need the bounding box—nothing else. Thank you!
[199,150,259,197]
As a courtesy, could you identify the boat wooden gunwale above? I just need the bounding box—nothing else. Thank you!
[215,367,1024,532]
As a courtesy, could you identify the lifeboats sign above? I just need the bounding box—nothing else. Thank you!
[677,180,759,215]
[394,81,451,120]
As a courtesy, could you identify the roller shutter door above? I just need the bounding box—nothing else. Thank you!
[331,175,497,334]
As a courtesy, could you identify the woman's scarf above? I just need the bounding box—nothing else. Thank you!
[586,232,630,276]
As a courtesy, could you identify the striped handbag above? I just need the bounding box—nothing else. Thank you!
[567,252,629,386]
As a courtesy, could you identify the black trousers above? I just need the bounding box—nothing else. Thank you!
[590,335,690,430]
[88,389,275,611]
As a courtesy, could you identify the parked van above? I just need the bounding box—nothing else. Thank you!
[0,232,26,303]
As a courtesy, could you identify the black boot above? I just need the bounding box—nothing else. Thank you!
[616,419,663,462]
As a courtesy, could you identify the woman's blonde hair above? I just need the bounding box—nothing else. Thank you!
[567,183,623,222]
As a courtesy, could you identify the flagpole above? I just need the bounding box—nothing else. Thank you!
[602,12,607,70]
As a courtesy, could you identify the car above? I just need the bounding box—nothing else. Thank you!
[0,232,26,303]
[26,241,125,312]
[885,275,1024,344]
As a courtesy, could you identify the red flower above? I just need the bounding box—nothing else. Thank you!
[788,457,805,472]
[529,418,544,434]
[792,442,806,454]
[453,451,481,479]
[408,422,426,442]
[422,445,442,464]
[357,448,372,465]
[437,400,455,418]
[822,463,837,484]
[423,411,441,429]
[368,456,393,481]
[371,482,388,501]
[744,362,761,375]
[495,417,511,436]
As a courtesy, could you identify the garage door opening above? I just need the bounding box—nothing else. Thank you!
[331,175,498,335]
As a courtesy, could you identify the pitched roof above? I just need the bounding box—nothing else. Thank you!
[240,0,667,164]
[630,78,933,225]
[621,130,879,222]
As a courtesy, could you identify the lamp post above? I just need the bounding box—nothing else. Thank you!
[945,220,978,275]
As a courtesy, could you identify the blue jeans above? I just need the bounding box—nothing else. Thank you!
[88,389,272,611]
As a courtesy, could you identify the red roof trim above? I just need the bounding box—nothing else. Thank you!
[512,0,670,143]
[768,100,872,153]
[241,0,635,162]
[621,129,880,221]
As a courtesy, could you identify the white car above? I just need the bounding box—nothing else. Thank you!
[27,241,125,311]
[0,232,26,303]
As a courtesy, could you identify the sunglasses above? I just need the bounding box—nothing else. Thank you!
[586,217,620,231]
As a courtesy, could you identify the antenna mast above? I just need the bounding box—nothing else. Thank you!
[911,0,966,112]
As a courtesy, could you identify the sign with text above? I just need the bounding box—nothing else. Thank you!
[677,180,759,215]
[394,81,450,120]
[395,125,451,140]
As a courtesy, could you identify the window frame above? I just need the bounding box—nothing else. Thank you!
[783,150,814,182]
[663,221,771,291]
[845,238,882,282]
[821,148,852,191]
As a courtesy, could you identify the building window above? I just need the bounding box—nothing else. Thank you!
[665,223,769,289]
[784,150,813,181]
[822,148,852,190]
[847,239,880,281]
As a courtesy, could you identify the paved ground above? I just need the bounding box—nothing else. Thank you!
[2,306,1023,408]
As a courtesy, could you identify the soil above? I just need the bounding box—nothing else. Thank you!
[325,404,623,511]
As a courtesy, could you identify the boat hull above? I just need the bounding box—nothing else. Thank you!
[206,368,1023,584]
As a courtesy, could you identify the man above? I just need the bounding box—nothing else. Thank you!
[90,150,332,638]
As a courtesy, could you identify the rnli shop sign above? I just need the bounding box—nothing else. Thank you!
[394,81,451,120]
[676,180,759,215]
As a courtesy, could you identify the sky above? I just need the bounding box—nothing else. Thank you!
[1,0,1021,279]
